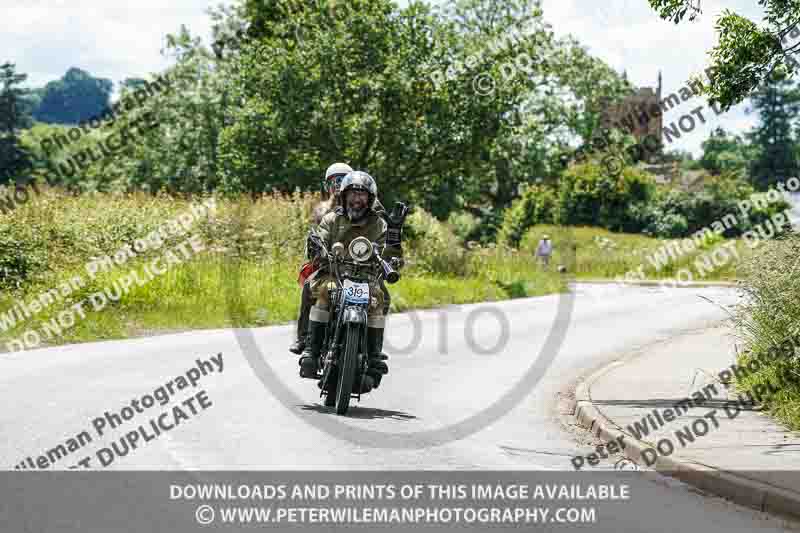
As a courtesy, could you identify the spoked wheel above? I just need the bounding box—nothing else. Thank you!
[324,377,337,407]
[319,354,337,407]
[335,323,361,415]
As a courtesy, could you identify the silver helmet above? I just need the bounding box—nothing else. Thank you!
[339,171,377,222]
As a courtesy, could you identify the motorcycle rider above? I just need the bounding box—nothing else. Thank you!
[290,163,399,354]
[289,162,353,355]
[299,171,402,392]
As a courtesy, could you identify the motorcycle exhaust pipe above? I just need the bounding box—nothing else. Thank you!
[379,258,400,284]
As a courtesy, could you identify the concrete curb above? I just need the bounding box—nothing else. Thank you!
[572,348,800,522]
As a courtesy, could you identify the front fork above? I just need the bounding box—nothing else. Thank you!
[341,304,368,367]
[320,301,369,398]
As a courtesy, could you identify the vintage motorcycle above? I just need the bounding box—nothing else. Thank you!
[306,232,401,415]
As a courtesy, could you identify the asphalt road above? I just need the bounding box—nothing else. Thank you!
[2,283,798,531]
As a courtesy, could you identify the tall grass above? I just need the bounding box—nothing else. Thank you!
[731,232,800,429]
[520,224,751,281]
[0,187,772,353]
[0,188,565,350]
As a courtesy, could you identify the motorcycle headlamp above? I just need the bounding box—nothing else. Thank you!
[348,237,374,262]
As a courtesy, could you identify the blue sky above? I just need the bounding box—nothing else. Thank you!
[4,0,771,155]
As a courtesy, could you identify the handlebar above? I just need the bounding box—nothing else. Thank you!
[309,233,402,286]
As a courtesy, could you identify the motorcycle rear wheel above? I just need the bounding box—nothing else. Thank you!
[335,323,361,415]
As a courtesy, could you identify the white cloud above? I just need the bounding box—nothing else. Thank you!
[5,0,232,90]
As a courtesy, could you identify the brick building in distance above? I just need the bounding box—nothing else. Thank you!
[599,72,664,157]
[598,72,705,184]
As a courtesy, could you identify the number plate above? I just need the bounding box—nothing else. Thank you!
[343,280,370,304]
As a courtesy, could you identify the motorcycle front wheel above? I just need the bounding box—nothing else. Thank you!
[335,322,361,415]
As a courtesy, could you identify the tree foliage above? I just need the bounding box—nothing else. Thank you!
[12,1,629,215]
[0,62,33,185]
[699,127,751,177]
[633,174,777,238]
[217,0,629,219]
[747,70,800,190]
[496,182,556,247]
[499,162,784,242]
[648,0,800,109]
[557,162,655,232]
[31,67,113,125]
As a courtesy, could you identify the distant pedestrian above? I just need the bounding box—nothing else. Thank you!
[536,234,553,269]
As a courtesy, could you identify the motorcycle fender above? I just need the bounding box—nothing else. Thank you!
[342,307,366,324]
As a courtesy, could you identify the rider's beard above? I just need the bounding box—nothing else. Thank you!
[346,194,368,222]
[347,205,368,222]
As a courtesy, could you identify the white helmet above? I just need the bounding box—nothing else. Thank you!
[324,162,353,195]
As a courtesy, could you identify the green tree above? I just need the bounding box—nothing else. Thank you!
[496,182,557,247]
[747,71,800,190]
[648,0,800,109]
[32,67,113,124]
[80,25,231,194]
[443,0,630,217]
[699,127,750,177]
[0,62,33,185]
[223,0,628,219]
[222,0,491,210]
[67,0,628,205]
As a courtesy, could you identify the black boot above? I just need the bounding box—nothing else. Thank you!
[299,320,326,378]
[361,327,389,392]
[289,286,312,354]
[289,318,307,354]
[289,337,306,355]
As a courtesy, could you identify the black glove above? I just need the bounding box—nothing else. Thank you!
[386,201,410,248]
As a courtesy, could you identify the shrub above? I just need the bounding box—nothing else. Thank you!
[446,211,480,244]
[497,184,557,247]
[404,208,467,276]
[556,162,655,232]
[632,174,788,239]
[0,223,48,291]
[460,207,505,245]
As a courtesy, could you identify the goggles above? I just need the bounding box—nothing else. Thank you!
[325,173,348,192]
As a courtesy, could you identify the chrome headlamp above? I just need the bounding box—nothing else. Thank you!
[348,237,374,263]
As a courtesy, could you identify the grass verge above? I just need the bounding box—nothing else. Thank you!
[0,188,567,350]
[730,232,800,429]
[0,188,769,353]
